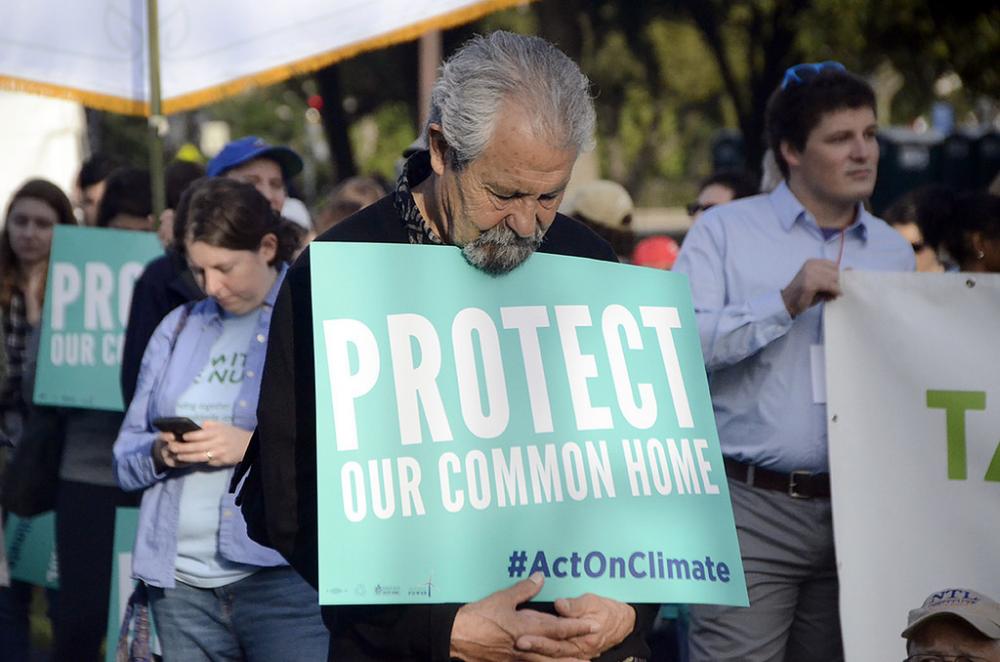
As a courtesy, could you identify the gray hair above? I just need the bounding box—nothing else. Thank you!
[427,31,596,168]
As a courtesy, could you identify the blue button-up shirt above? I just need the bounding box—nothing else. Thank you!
[113,266,287,588]
[674,183,913,473]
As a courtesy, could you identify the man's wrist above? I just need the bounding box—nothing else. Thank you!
[448,605,473,660]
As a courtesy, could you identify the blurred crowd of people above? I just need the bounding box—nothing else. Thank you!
[0,28,997,662]
[0,140,391,661]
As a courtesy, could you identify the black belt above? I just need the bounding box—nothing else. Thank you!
[724,457,830,499]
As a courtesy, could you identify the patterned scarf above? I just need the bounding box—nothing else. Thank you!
[393,150,444,246]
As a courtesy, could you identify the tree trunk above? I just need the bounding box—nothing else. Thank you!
[315,64,357,181]
[680,0,808,174]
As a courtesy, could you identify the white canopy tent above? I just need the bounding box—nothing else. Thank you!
[0,0,527,211]
[0,0,527,115]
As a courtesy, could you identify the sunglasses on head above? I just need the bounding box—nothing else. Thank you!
[781,61,847,90]
[687,202,715,217]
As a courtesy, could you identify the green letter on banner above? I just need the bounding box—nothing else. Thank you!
[984,442,1000,483]
[926,390,986,480]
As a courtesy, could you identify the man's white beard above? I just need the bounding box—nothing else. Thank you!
[461,222,544,275]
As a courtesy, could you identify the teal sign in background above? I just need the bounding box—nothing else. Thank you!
[4,513,59,588]
[311,243,746,606]
[34,226,163,411]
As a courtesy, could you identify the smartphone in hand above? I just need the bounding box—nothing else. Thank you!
[152,416,202,439]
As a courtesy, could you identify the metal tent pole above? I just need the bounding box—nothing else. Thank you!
[147,0,166,218]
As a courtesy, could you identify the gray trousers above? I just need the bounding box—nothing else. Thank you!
[688,478,844,662]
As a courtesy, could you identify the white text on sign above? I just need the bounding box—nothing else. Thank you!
[47,261,145,367]
[321,304,694,450]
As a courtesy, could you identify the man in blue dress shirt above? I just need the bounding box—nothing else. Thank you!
[674,62,914,661]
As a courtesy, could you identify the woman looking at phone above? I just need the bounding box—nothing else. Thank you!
[113,178,327,660]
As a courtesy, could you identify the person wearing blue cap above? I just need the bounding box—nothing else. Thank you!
[206,136,303,213]
[120,137,304,408]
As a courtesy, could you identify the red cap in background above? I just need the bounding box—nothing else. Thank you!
[632,236,680,270]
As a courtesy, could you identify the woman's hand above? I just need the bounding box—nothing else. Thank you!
[152,421,252,469]
[152,431,187,471]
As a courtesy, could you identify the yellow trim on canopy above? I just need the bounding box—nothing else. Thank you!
[0,75,150,115]
[0,0,532,117]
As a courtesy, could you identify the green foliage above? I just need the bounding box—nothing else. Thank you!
[796,0,870,62]
[349,102,416,181]
[617,85,656,166]
[647,21,723,103]
[477,5,538,34]
[209,85,307,149]
[582,14,737,204]
[203,81,336,197]
[654,105,684,178]
[861,1,999,122]
[335,41,416,117]
[91,113,150,169]
[591,30,646,89]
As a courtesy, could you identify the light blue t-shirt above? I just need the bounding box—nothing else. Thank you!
[174,309,260,588]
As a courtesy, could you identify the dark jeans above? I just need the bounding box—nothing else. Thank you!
[0,579,33,662]
[0,573,57,661]
[149,567,328,661]
[51,480,138,662]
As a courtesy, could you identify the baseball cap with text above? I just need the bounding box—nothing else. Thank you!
[901,588,1000,640]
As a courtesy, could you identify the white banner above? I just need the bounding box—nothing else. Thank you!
[826,271,1000,661]
[0,90,84,214]
[0,0,525,114]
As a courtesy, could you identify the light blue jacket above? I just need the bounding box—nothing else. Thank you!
[113,266,287,588]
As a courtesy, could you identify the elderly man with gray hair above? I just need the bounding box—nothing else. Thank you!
[237,31,656,661]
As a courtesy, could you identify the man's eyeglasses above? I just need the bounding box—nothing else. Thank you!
[781,60,847,89]
[903,654,994,662]
[687,202,715,217]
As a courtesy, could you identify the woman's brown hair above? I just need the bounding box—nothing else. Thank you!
[1,179,76,311]
[183,178,300,265]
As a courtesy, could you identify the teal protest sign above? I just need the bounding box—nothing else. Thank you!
[104,507,158,662]
[4,513,59,588]
[34,226,163,411]
[311,243,746,606]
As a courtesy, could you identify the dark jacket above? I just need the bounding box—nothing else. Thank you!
[120,249,203,406]
[238,195,656,661]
